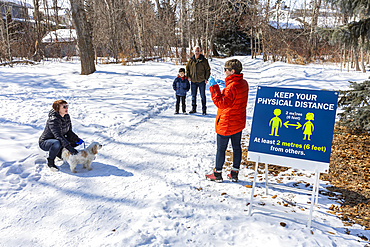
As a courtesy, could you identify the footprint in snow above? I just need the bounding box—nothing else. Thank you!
[0,155,43,198]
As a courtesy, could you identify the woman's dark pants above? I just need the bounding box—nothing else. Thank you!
[215,131,242,171]
[39,139,62,159]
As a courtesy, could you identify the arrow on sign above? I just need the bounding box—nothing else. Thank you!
[284,121,302,129]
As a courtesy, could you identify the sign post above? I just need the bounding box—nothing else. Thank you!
[247,86,338,227]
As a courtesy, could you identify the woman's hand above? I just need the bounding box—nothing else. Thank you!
[66,145,79,155]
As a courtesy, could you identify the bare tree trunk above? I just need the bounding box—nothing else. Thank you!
[32,0,43,61]
[0,9,6,62]
[103,0,120,62]
[209,2,218,61]
[347,48,350,72]
[360,42,366,73]
[209,33,214,61]
[250,2,256,59]
[262,0,270,62]
[340,44,344,72]
[70,0,96,75]
[53,0,59,27]
[354,47,361,71]
[180,0,187,63]
[255,33,258,57]
[5,11,13,66]
[261,28,267,61]
[132,0,145,62]
[204,0,210,58]
[308,0,321,60]
[250,28,254,58]
[123,15,140,56]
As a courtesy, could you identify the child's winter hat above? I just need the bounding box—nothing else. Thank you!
[179,68,185,73]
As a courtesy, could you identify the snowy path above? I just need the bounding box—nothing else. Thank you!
[1,57,369,246]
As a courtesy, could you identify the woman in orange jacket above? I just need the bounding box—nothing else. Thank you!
[206,59,249,182]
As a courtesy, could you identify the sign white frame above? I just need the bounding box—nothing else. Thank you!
[247,156,320,228]
[248,151,329,173]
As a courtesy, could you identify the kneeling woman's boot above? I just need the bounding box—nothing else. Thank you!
[47,158,59,171]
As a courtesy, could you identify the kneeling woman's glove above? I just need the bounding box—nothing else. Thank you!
[66,145,78,155]
[76,139,84,145]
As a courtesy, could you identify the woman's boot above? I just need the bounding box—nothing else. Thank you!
[47,158,59,171]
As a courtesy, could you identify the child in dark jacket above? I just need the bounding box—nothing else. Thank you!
[173,68,190,114]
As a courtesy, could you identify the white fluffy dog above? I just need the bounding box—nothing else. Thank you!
[62,142,102,173]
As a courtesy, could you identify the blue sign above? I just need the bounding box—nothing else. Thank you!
[247,86,338,173]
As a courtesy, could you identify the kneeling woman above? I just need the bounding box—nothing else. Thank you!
[39,100,82,171]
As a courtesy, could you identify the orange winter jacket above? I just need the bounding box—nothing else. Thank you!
[210,73,249,136]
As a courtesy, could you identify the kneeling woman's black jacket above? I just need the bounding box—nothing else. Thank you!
[39,109,80,148]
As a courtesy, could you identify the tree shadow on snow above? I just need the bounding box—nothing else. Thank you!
[58,161,133,178]
[95,70,173,81]
[94,70,129,76]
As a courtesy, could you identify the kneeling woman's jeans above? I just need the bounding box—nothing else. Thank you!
[215,131,242,171]
[39,139,62,159]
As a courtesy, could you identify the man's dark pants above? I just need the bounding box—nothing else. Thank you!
[191,81,206,113]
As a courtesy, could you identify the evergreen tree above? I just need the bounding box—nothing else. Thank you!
[212,0,253,57]
[214,26,250,56]
[338,79,370,133]
[325,0,370,53]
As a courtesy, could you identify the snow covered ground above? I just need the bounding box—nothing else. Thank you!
[0,57,369,246]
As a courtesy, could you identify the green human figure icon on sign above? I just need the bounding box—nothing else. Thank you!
[302,112,315,140]
[269,109,282,136]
